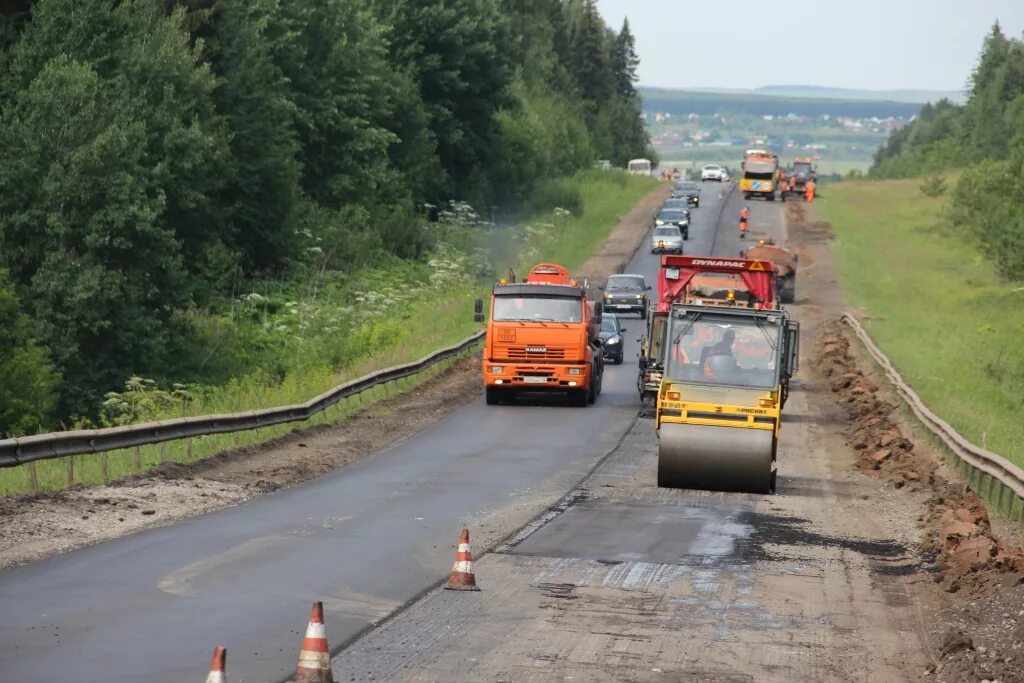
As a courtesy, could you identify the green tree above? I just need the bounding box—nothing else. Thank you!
[611,18,639,98]
[377,0,514,202]
[0,0,226,415]
[0,269,59,437]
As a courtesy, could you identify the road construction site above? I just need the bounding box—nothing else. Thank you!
[2,183,1023,682]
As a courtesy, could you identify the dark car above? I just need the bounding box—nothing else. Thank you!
[601,273,650,319]
[660,198,692,215]
[599,313,625,364]
[654,208,689,239]
[671,181,702,207]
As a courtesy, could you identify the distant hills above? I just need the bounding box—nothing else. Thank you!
[684,85,966,105]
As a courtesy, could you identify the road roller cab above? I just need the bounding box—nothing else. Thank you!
[476,264,605,407]
[655,304,800,494]
[637,310,669,402]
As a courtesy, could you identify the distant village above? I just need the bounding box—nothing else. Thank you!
[645,111,910,151]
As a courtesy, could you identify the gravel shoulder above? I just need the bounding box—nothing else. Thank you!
[0,184,668,571]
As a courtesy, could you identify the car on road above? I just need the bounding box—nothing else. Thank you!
[701,164,726,182]
[654,208,689,239]
[660,198,692,216]
[600,274,650,319]
[671,181,702,207]
[651,225,684,255]
[598,313,626,364]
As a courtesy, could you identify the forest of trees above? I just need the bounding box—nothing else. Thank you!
[0,0,653,436]
[870,23,1024,281]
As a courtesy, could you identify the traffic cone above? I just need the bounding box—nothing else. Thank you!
[288,602,335,683]
[205,646,226,683]
[445,528,481,591]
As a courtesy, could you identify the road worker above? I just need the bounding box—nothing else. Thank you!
[739,206,749,238]
[805,178,816,203]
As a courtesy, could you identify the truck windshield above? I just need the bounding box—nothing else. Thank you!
[793,162,813,176]
[493,295,583,323]
[665,312,781,389]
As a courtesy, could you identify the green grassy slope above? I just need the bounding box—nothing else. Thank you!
[822,178,1024,469]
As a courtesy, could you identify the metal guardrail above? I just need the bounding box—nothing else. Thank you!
[0,330,485,469]
[842,313,1024,518]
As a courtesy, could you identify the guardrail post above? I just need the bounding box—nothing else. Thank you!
[187,437,193,461]
[101,452,108,484]
[159,442,167,464]
[66,456,74,488]
[27,461,38,492]
[133,446,141,472]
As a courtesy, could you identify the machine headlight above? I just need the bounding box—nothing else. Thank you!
[568,368,583,375]
[604,293,612,299]
[635,294,644,299]
[655,219,664,225]
[490,366,504,374]
[607,335,621,345]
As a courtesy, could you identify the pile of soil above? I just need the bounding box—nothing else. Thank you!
[814,322,1024,681]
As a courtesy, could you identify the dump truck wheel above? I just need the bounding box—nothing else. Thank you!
[485,387,503,405]
[780,278,796,304]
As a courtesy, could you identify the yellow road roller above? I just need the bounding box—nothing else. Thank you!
[655,304,799,493]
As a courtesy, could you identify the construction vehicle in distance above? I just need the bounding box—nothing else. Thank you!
[636,255,778,402]
[740,149,779,201]
[786,157,816,199]
[475,263,605,407]
[741,238,798,304]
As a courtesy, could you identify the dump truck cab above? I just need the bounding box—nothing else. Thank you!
[477,263,604,407]
[655,305,799,493]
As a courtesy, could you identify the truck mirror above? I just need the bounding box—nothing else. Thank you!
[785,320,801,376]
[593,301,603,325]
[474,298,483,314]
[645,285,652,291]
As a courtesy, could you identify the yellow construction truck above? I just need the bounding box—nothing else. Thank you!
[654,258,799,493]
[740,149,780,201]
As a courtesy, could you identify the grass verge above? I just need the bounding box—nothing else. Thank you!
[1,171,656,495]
[822,177,1024,470]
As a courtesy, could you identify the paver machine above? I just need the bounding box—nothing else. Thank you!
[648,255,800,494]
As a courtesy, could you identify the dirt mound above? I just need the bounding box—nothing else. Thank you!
[814,321,1024,681]
[785,202,834,242]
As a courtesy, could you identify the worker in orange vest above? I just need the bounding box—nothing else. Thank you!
[805,178,816,203]
[739,206,749,238]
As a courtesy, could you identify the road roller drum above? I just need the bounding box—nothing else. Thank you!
[658,422,776,493]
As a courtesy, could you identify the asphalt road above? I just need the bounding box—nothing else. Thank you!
[0,183,739,682]
[327,190,929,681]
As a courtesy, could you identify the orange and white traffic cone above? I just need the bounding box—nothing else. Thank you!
[288,602,335,683]
[445,528,481,591]
[205,646,226,683]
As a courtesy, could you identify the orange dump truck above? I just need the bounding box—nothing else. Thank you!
[741,238,798,303]
[475,263,605,406]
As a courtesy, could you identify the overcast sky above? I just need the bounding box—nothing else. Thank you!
[596,0,1024,92]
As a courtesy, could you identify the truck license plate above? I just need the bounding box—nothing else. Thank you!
[522,376,547,384]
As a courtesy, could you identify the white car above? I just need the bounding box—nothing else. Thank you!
[701,164,725,182]
[651,225,684,254]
